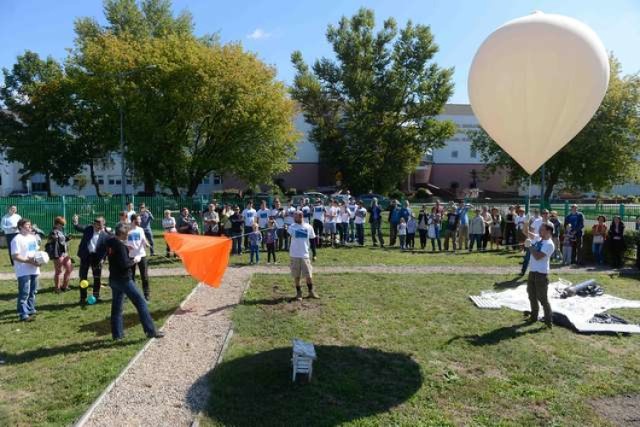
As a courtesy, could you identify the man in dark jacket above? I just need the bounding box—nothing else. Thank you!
[72,215,109,305]
[369,198,384,247]
[106,223,164,340]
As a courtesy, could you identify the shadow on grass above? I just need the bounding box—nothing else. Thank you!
[493,277,526,289]
[446,322,546,347]
[77,307,178,336]
[199,345,422,426]
[0,337,145,365]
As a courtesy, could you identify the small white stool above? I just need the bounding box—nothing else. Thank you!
[292,339,316,382]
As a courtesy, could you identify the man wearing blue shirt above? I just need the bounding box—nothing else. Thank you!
[456,201,471,250]
[388,200,401,246]
[369,198,384,247]
[564,204,585,264]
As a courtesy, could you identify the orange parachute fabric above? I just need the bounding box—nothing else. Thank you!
[163,233,232,287]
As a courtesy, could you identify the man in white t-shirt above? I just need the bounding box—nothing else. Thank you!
[241,201,257,250]
[127,214,151,301]
[288,211,318,301]
[324,200,338,247]
[526,223,555,328]
[354,200,367,246]
[11,219,40,321]
[3,205,22,266]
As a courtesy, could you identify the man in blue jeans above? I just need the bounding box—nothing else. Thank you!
[106,223,165,340]
[11,219,40,322]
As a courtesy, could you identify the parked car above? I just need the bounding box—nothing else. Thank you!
[358,193,389,209]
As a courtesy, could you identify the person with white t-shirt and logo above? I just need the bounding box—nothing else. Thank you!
[241,201,257,251]
[312,199,325,248]
[288,211,318,301]
[125,202,136,223]
[257,200,270,247]
[3,205,21,266]
[354,200,367,246]
[283,201,296,251]
[525,223,555,329]
[11,219,40,322]
[325,200,339,247]
[127,214,151,301]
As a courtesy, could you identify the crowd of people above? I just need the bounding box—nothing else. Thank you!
[162,198,634,271]
[1,197,637,330]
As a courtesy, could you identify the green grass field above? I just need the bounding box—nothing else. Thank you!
[201,273,640,426]
[0,275,196,426]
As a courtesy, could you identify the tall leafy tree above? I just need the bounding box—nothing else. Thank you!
[291,8,455,194]
[469,57,640,201]
[0,52,83,195]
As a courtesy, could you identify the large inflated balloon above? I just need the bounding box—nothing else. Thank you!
[468,11,609,175]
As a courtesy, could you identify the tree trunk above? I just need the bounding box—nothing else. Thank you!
[45,173,52,196]
[544,169,560,202]
[143,174,156,195]
[186,176,201,197]
[89,161,103,197]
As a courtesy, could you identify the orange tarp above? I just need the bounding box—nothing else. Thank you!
[163,233,232,288]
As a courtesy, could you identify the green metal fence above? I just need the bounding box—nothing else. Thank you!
[1,195,639,236]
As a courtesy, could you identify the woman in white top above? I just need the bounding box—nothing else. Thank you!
[3,205,21,266]
[162,210,177,257]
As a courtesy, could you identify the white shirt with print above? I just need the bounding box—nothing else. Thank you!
[242,208,257,227]
[127,225,148,258]
[11,233,40,278]
[287,222,316,259]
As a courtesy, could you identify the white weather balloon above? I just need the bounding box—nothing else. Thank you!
[468,11,609,175]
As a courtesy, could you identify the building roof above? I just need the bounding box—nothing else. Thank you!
[443,104,473,116]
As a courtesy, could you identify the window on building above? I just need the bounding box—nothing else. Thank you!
[32,182,47,191]
[201,175,211,185]
[451,150,459,159]
[108,176,121,186]
[470,148,477,158]
[126,177,132,185]
[97,176,104,185]
[213,174,223,185]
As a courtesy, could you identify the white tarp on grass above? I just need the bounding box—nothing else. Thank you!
[470,279,640,333]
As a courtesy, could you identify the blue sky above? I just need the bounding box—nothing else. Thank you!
[1,0,639,103]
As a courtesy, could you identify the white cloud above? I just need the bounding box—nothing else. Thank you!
[246,28,271,40]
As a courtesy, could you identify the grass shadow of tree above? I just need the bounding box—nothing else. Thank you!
[77,307,178,336]
[200,345,422,426]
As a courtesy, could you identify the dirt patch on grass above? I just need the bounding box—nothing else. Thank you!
[592,394,640,426]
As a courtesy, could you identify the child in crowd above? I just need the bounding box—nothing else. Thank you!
[162,210,177,257]
[398,217,407,250]
[249,223,262,264]
[562,224,575,265]
[264,218,278,264]
[406,214,417,249]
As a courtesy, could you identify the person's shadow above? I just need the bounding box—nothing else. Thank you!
[195,345,422,426]
[446,322,546,347]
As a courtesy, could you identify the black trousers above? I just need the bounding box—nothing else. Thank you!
[130,257,150,297]
[6,233,17,266]
[313,220,324,247]
[79,253,102,302]
[267,243,276,262]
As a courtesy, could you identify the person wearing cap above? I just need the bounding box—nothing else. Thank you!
[456,201,470,250]
[564,204,585,264]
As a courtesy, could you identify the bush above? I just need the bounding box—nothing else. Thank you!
[415,187,430,199]
[388,189,404,201]
[243,188,255,196]
[222,188,240,197]
[286,188,297,196]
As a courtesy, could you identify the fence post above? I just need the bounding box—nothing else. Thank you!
[620,203,625,221]
[62,195,66,233]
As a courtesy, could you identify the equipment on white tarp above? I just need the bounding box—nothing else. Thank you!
[470,279,640,334]
[560,279,604,298]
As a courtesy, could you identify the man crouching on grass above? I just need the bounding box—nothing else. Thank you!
[288,211,319,301]
[526,223,555,329]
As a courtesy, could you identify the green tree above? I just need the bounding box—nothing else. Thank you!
[0,52,83,195]
[290,8,455,194]
[71,0,297,196]
[469,57,640,201]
